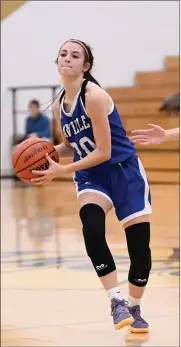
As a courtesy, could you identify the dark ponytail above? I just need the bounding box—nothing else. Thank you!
[83,71,101,87]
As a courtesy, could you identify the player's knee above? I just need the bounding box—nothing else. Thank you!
[79,203,106,256]
[128,250,151,287]
[79,204,116,276]
[125,222,152,287]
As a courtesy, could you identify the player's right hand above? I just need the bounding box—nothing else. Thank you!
[130,124,166,145]
[31,153,66,185]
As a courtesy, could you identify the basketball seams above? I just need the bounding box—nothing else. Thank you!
[16,149,58,174]
[13,140,47,170]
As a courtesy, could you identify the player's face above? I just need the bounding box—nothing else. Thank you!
[57,42,90,78]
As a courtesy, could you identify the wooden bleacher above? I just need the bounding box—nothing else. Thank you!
[106,55,180,184]
[58,56,179,184]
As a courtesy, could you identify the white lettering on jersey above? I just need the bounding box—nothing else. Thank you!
[70,121,78,135]
[75,118,84,132]
[81,115,90,130]
[63,124,71,138]
[62,115,91,138]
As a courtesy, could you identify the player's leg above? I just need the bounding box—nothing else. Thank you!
[78,189,134,330]
[78,191,116,290]
[113,156,152,333]
[123,215,151,333]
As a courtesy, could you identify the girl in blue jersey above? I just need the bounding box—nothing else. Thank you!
[32,39,152,333]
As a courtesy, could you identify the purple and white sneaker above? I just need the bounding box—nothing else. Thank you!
[128,305,149,333]
[111,298,134,330]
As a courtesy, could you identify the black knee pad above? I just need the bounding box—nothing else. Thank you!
[79,204,116,277]
[125,222,152,287]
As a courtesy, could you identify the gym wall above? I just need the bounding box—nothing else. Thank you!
[1,1,179,175]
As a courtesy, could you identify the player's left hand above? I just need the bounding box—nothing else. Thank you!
[31,153,66,185]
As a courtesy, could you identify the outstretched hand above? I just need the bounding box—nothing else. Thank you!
[31,153,66,185]
[130,124,166,145]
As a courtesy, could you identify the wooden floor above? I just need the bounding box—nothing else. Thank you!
[1,179,179,346]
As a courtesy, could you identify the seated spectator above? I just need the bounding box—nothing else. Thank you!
[13,99,51,145]
[25,100,51,140]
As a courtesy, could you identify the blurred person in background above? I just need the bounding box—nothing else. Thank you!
[26,99,51,140]
[130,94,179,145]
[159,92,180,117]
[13,99,51,145]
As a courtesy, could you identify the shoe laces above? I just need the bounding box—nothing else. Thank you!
[111,299,128,317]
[133,306,147,324]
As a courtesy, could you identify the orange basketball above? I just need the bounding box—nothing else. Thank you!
[12,138,59,184]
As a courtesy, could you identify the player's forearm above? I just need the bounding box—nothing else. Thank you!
[164,127,180,142]
[54,143,74,157]
[64,148,110,174]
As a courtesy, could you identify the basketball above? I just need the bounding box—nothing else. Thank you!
[12,138,59,184]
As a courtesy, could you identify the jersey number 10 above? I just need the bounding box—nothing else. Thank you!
[70,136,96,159]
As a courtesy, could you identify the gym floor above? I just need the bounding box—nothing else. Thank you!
[1,179,179,346]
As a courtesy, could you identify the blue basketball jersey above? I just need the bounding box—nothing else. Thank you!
[59,81,152,225]
[60,81,136,167]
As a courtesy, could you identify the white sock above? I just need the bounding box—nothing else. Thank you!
[128,296,141,307]
[107,287,122,301]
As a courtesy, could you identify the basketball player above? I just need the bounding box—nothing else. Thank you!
[32,39,152,333]
[130,124,179,145]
